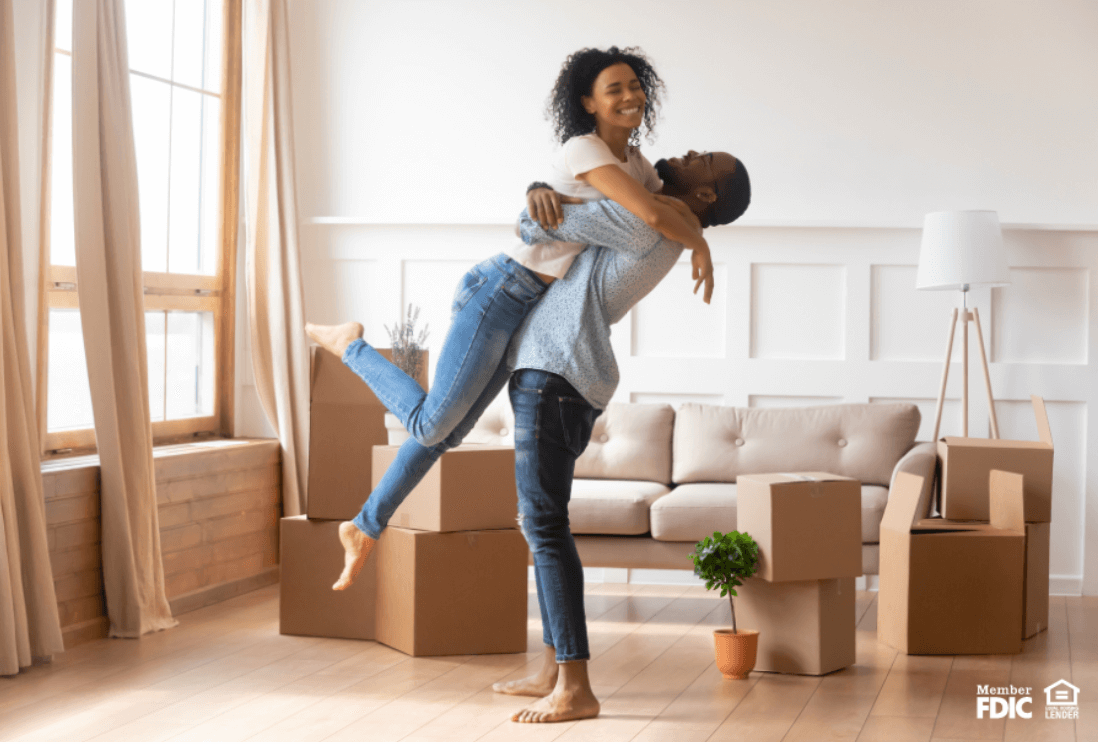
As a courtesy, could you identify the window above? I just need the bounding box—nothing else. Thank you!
[38,0,241,455]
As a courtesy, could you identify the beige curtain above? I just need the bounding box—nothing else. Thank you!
[0,0,65,673]
[243,0,310,516]
[71,0,176,638]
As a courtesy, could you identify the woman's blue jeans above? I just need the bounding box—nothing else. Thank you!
[343,253,548,539]
[509,369,600,662]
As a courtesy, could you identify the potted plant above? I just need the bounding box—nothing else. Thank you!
[690,530,761,680]
[383,305,429,445]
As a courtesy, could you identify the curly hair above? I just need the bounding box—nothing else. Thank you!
[546,46,665,147]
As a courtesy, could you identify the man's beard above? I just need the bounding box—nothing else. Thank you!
[654,158,681,193]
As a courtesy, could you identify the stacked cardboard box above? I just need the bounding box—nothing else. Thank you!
[281,347,528,655]
[935,396,1053,640]
[735,473,862,675]
[879,471,1030,654]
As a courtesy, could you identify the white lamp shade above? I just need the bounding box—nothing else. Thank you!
[916,210,1011,291]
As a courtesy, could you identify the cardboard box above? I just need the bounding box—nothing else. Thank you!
[734,576,855,675]
[372,444,517,532]
[879,471,1026,655]
[1023,521,1050,639]
[307,346,428,521]
[279,515,377,640]
[938,396,1053,522]
[375,526,528,656]
[737,472,863,582]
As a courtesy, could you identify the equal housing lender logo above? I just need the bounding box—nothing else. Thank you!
[975,679,1081,720]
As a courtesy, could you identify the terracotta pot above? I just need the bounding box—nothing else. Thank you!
[713,629,759,680]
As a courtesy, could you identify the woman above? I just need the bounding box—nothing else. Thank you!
[305,46,714,592]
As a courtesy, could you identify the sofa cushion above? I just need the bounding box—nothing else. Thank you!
[465,396,516,445]
[672,403,919,486]
[651,482,892,544]
[569,479,671,535]
[651,483,738,542]
[574,403,674,484]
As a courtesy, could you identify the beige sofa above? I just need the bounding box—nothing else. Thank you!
[468,401,936,576]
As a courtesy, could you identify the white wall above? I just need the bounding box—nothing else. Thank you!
[286,0,1098,593]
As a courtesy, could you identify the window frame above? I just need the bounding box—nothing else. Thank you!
[36,0,242,457]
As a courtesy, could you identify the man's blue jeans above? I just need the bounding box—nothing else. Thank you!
[343,254,548,539]
[509,369,600,662]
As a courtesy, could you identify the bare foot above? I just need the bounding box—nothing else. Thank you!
[332,521,376,591]
[305,321,363,359]
[493,671,558,697]
[511,687,600,724]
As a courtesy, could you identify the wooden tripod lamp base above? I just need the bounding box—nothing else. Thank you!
[930,305,1000,442]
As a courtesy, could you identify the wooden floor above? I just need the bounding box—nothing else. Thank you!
[1,583,1095,742]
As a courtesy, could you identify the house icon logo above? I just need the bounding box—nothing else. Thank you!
[1044,680,1080,720]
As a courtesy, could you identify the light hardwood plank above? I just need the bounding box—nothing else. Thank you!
[1004,596,1074,742]
[857,715,936,741]
[929,655,1012,742]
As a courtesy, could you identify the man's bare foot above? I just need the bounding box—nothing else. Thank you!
[511,687,600,724]
[332,521,376,591]
[494,646,558,697]
[511,659,600,723]
[305,321,363,359]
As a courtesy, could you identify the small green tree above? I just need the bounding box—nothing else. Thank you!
[689,531,760,634]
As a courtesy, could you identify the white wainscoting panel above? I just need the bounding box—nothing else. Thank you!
[632,262,728,359]
[749,394,844,408]
[871,264,968,362]
[992,267,1089,365]
[870,396,962,443]
[751,264,846,360]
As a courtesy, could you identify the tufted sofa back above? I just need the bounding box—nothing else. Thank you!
[573,403,675,483]
[672,403,920,486]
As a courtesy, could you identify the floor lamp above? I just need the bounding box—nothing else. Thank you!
[916,211,1011,441]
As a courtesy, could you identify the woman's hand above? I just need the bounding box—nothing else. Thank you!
[653,194,702,236]
[527,188,582,230]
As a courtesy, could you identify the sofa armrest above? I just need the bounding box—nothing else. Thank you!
[887,441,937,519]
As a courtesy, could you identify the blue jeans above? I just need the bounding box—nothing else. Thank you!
[509,369,600,662]
[345,254,548,539]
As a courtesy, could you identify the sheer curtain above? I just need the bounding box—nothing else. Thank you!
[242,0,309,516]
[0,0,65,674]
[71,0,176,638]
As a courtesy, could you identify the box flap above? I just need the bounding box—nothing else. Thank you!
[1032,396,1053,447]
[880,472,927,533]
[746,472,855,485]
[989,470,1026,533]
[940,437,1048,450]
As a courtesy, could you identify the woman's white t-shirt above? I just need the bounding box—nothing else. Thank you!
[507,133,663,278]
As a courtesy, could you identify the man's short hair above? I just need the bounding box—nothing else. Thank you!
[702,159,751,228]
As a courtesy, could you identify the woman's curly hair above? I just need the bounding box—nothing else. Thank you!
[546,46,665,147]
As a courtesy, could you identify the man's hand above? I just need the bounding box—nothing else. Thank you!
[692,249,714,304]
[527,188,582,230]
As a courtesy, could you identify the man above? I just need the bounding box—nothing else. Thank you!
[495,152,751,724]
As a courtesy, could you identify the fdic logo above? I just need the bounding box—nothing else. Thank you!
[976,686,1033,719]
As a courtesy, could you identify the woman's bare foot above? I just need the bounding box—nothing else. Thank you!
[493,646,558,697]
[511,660,600,723]
[305,321,363,358]
[332,521,376,591]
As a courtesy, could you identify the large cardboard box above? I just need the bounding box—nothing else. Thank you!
[879,471,1026,655]
[372,444,517,532]
[279,515,377,640]
[938,396,1053,522]
[737,472,862,582]
[307,346,428,521]
[734,576,855,675]
[375,526,528,656]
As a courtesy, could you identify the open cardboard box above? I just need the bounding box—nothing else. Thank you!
[307,346,428,521]
[373,444,517,532]
[938,396,1053,522]
[737,472,862,583]
[880,471,1026,655]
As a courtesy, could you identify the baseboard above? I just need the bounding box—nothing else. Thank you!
[1049,574,1082,596]
[62,616,110,649]
[169,566,281,616]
